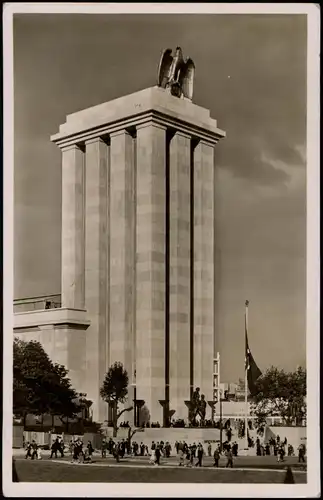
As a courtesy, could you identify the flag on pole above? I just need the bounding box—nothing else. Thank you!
[245,300,262,396]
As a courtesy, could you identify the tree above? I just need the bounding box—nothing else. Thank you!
[100,362,133,437]
[127,426,144,449]
[13,338,80,426]
[250,366,306,431]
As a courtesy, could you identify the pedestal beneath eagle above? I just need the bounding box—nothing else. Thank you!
[157,46,195,101]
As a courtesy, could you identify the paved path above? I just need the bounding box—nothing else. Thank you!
[13,449,306,474]
[44,459,306,475]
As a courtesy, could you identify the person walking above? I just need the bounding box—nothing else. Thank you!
[256,437,261,456]
[155,445,161,466]
[56,437,64,458]
[25,442,32,459]
[277,445,285,463]
[31,441,38,460]
[108,438,114,455]
[207,443,212,457]
[298,444,305,463]
[125,439,130,456]
[119,439,126,458]
[195,443,204,467]
[225,447,233,468]
[178,446,185,467]
[113,442,120,463]
[69,440,75,457]
[184,446,191,467]
[101,438,107,458]
[50,439,58,459]
[87,441,94,460]
[76,439,84,463]
[150,442,156,465]
[213,447,220,467]
[78,441,85,464]
[165,441,171,458]
[72,440,80,461]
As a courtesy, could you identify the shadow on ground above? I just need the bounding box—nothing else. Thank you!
[14,460,307,484]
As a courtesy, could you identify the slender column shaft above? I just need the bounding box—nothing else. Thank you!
[61,144,85,309]
[169,132,191,420]
[135,123,166,424]
[193,140,215,412]
[84,137,109,421]
[109,131,135,391]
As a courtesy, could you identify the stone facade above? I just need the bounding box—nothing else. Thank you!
[14,86,225,424]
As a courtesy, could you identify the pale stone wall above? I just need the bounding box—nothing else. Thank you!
[84,137,109,421]
[109,130,135,423]
[169,132,191,420]
[14,309,89,396]
[193,141,215,417]
[135,123,167,424]
[19,86,227,425]
[61,145,85,310]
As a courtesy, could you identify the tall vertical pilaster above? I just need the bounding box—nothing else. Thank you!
[193,140,215,412]
[61,144,85,309]
[109,130,135,394]
[168,132,191,420]
[84,137,109,421]
[136,122,166,423]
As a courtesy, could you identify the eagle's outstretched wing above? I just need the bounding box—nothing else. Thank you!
[157,48,173,88]
[181,57,195,100]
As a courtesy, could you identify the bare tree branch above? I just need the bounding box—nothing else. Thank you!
[116,406,133,420]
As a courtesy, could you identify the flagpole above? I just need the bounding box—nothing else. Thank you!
[244,300,249,450]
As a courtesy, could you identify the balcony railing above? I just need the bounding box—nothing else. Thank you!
[13,294,62,313]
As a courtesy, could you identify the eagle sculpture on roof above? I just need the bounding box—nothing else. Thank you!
[157,47,195,101]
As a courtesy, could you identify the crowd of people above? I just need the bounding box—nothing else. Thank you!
[174,441,237,468]
[100,438,238,467]
[140,418,256,430]
[24,431,307,467]
[253,435,306,463]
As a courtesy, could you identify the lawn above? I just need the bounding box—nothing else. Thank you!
[14,459,307,484]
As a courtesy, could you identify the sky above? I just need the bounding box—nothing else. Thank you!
[13,13,307,382]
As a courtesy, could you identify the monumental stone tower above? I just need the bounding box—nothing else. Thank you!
[48,50,225,424]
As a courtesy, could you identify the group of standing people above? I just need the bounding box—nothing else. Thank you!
[50,437,65,459]
[101,438,150,459]
[25,440,42,460]
[101,438,173,463]
[175,440,235,468]
[255,435,306,463]
[262,436,288,462]
[151,441,172,459]
[69,439,94,463]
[175,441,205,467]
